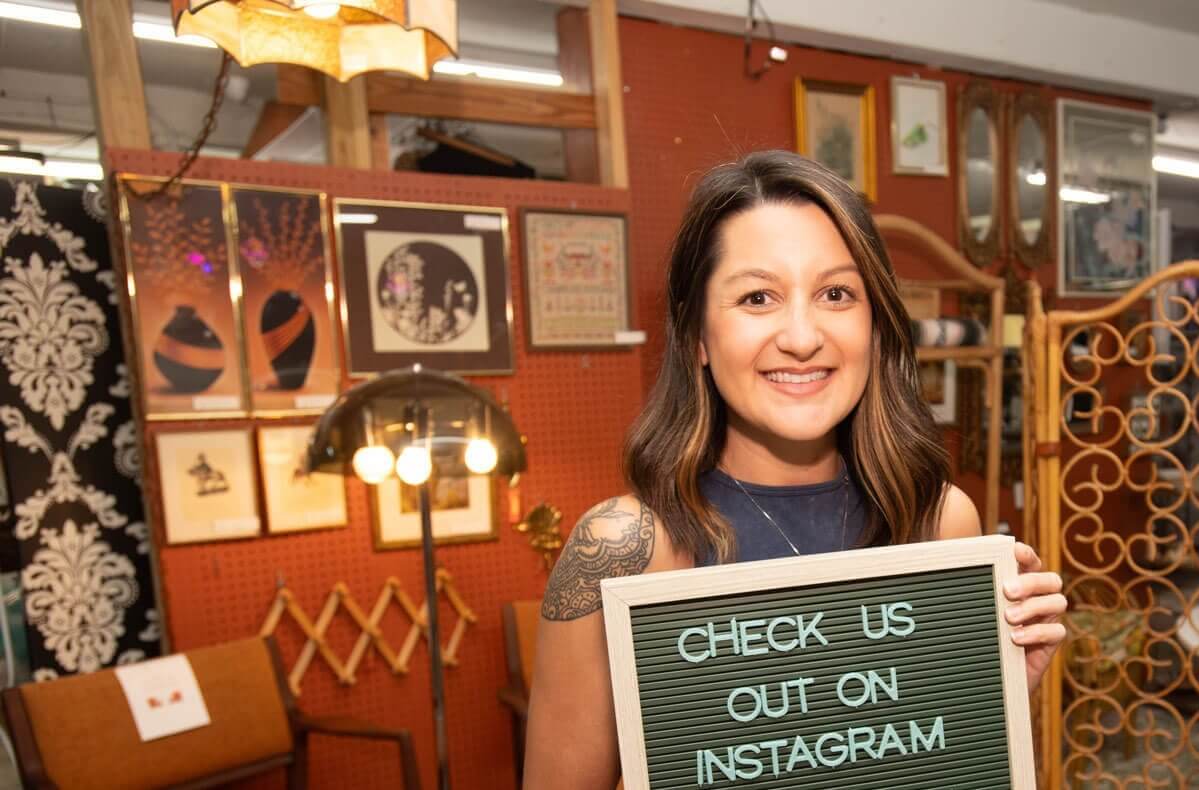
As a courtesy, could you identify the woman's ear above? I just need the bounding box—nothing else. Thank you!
[699,337,709,366]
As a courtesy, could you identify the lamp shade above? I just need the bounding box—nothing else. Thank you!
[172,0,458,82]
[304,367,526,480]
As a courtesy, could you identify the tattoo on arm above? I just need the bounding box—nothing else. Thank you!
[541,498,655,621]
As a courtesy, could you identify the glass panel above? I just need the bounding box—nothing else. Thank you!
[1016,115,1047,245]
[965,107,995,242]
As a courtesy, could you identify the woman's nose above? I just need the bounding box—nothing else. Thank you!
[773,304,824,359]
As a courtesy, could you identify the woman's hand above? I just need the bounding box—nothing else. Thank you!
[1004,542,1067,692]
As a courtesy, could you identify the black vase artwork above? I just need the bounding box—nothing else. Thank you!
[153,305,225,393]
[260,290,315,390]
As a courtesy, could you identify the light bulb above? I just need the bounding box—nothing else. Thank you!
[302,3,341,19]
[352,445,394,485]
[396,445,433,486]
[464,438,498,474]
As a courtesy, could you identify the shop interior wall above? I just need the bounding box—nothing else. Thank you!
[103,14,1156,790]
[619,15,1151,538]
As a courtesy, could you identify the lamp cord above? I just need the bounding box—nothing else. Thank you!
[144,51,233,200]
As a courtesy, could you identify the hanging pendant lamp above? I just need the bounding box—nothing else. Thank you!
[171,0,458,82]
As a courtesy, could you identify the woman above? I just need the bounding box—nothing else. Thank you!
[523,151,1066,788]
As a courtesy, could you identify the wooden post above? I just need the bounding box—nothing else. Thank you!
[369,113,392,170]
[557,7,599,184]
[587,0,629,188]
[76,0,151,151]
[323,75,372,169]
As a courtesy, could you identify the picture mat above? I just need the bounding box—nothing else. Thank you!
[892,78,947,174]
[258,425,347,533]
[373,473,494,547]
[804,89,866,187]
[115,654,211,742]
[601,535,1032,789]
[156,429,259,544]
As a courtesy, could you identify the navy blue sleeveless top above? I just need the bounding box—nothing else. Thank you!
[697,468,869,566]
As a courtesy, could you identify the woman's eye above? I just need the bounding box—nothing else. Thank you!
[740,290,770,306]
[821,285,856,305]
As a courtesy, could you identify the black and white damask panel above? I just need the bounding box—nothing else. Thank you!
[0,179,160,678]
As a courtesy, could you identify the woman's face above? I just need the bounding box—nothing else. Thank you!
[700,201,873,448]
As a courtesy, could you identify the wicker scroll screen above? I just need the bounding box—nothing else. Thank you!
[1029,261,1199,788]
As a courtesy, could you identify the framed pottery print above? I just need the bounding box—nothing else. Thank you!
[119,177,247,419]
[794,78,878,201]
[919,360,957,426]
[520,209,630,349]
[371,469,497,549]
[891,76,948,176]
[334,199,513,376]
[1057,99,1156,297]
[256,424,347,534]
[230,187,341,415]
[155,429,260,544]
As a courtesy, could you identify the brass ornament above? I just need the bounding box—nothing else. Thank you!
[515,502,564,570]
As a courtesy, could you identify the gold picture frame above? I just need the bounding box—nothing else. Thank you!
[370,472,498,550]
[794,78,878,201]
[155,428,260,544]
[257,424,348,534]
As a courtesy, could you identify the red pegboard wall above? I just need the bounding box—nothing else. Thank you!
[108,147,639,790]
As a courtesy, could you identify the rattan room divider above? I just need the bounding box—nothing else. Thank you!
[1026,261,1199,788]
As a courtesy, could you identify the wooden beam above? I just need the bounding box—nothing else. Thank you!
[76,0,151,151]
[557,7,600,184]
[242,101,307,159]
[588,0,629,188]
[279,66,597,130]
[323,76,371,169]
[369,113,391,170]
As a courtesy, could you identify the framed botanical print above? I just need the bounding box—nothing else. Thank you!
[890,76,948,176]
[334,199,513,376]
[1057,99,1156,297]
[119,177,247,419]
[257,425,347,534]
[794,78,878,201]
[230,187,341,415]
[520,209,630,349]
[155,429,259,544]
[371,468,496,549]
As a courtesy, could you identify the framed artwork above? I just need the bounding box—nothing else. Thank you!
[1057,99,1156,297]
[119,177,246,419]
[230,187,341,415]
[371,467,497,549]
[891,76,948,176]
[520,209,630,349]
[256,425,347,534]
[334,199,513,376]
[919,360,957,426]
[794,78,878,201]
[155,429,259,544]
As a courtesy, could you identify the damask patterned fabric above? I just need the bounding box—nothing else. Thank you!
[0,179,160,678]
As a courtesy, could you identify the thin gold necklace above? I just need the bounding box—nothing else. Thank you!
[725,461,851,557]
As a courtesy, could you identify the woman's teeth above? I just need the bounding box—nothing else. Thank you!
[764,370,829,384]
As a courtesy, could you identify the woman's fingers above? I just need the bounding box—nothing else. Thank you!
[1005,593,1067,625]
[1004,571,1062,601]
[1014,542,1042,572]
[1011,621,1067,647]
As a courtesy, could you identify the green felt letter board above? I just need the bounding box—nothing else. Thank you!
[601,535,1033,789]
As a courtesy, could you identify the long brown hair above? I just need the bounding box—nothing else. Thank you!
[623,150,951,564]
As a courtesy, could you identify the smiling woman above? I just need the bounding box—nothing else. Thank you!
[522,151,1067,789]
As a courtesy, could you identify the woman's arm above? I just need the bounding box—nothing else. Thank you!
[936,484,1066,692]
[523,496,681,790]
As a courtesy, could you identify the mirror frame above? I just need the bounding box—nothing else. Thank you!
[1007,91,1055,268]
[957,80,1002,266]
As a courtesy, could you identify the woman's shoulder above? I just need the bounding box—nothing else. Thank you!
[540,494,691,621]
[936,484,982,540]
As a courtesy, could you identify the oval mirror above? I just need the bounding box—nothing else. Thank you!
[965,107,994,242]
[1016,114,1046,245]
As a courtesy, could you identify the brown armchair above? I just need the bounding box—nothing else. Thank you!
[1,636,420,790]
[498,600,540,786]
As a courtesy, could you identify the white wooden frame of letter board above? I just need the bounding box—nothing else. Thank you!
[600,534,1034,789]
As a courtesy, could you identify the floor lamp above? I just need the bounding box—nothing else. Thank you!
[304,365,526,790]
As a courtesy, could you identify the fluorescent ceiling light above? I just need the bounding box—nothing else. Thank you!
[1060,186,1111,204]
[1025,171,1047,186]
[1154,154,1199,179]
[0,1,78,28]
[433,60,564,88]
[0,154,44,176]
[0,155,103,181]
[0,1,215,47]
[338,213,379,225]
